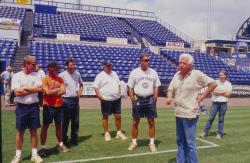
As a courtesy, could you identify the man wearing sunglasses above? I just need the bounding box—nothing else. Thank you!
[93,61,127,142]
[40,61,69,157]
[11,55,43,163]
[127,53,161,152]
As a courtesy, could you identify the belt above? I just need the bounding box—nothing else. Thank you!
[63,97,78,99]
[136,95,153,100]
[17,102,38,106]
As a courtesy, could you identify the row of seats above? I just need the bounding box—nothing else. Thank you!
[0,6,26,20]
[30,41,177,83]
[161,50,250,85]
[0,39,18,63]
[125,18,190,47]
[33,12,129,41]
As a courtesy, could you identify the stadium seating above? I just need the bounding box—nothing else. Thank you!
[33,12,129,41]
[0,6,26,20]
[161,50,250,85]
[0,39,18,63]
[30,41,176,83]
[125,18,190,47]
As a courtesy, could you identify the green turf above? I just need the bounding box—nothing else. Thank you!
[2,106,250,163]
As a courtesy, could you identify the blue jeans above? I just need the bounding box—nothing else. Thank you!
[176,117,198,163]
[204,102,228,135]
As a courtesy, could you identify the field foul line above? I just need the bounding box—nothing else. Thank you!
[50,138,219,163]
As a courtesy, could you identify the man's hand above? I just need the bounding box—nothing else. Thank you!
[166,97,173,105]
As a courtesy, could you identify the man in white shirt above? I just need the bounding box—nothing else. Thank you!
[200,70,232,140]
[127,53,161,152]
[59,58,83,145]
[1,65,13,106]
[34,64,45,106]
[166,53,217,163]
[93,61,127,142]
[11,55,43,163]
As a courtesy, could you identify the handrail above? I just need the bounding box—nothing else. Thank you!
[1,0,155,18]
[155,16,194,47]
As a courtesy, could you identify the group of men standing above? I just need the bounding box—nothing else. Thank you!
[9,51,232,163]
[10,56,82,163]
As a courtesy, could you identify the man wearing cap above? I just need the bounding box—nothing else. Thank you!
[59,58,83,146]
[40,61,69,157]
[127,53,161,152]
[93,60,127,142]
[11,55,43,163]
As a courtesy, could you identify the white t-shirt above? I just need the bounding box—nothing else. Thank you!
[11,71,42,104]
[36,69,45,80]
[1,71,12,83]
[92,71,121,101]
[212,80,232,102]
[59,70,83,97]
[127,67,161,97]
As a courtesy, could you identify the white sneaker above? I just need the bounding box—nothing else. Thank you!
[216,134,222,140]
[11,156,22,163]
[116,132,128,141]
[104,132,111,142]
[31,154,43,163]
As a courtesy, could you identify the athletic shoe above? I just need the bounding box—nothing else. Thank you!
[149,144,157,152]
[128,143,137,151]
[10,156,22,163]
[199,132,207,138]
[104,132,111,142]
[216,134,222,140]
[57,144,70,153]
[39,148,47,158]
[31,154,43,163]
[116,132,128,141]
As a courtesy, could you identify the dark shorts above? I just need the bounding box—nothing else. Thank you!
[101,98,121,116]
[15,102,40,131]
[43,105,63,125]
[132,96,157,118]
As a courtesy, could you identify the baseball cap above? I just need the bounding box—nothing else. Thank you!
[47,61,58,68]
[103,60,112,66]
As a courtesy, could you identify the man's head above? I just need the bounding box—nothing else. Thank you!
[218,70,228,82]
[103,60,112,74]
[140,53,150,71]
[34,64,41,72]
[47,61,59,77]
[66,58,75,74]
[23,55,36,74]
[178,53,193,75]
[6,66,13,72]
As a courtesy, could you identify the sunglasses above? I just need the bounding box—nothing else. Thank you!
[142,59,150,62]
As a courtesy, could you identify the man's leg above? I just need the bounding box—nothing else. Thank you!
[114,113,121,131]
[15,130,25,158]
[217,103,228,136]
[203,102,219,134]
[176,117,186,163]
[183,118,198,163]
[40,124,49,146]
[131,117,140,142]
[70,101,79,143]
[62,102,70,144]
[148,118,155,143]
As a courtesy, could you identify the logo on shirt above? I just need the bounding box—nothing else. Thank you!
[142,82,149,89]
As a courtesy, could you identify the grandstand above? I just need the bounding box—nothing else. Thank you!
[0,1,249,86]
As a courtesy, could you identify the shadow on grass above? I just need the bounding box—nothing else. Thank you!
[78,134,93,143]
[168,157,176,163]
[23,146,59,161]
[137,139,162,147]
[207,132,227,137]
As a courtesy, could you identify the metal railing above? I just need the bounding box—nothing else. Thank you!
[155,16,194,47]
[1,0,155,18]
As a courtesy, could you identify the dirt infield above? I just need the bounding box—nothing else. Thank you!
[1,96,250,110]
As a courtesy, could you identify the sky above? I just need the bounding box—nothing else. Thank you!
[55,0,250,41]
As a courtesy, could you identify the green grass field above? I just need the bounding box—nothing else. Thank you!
[2,106,250,163]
